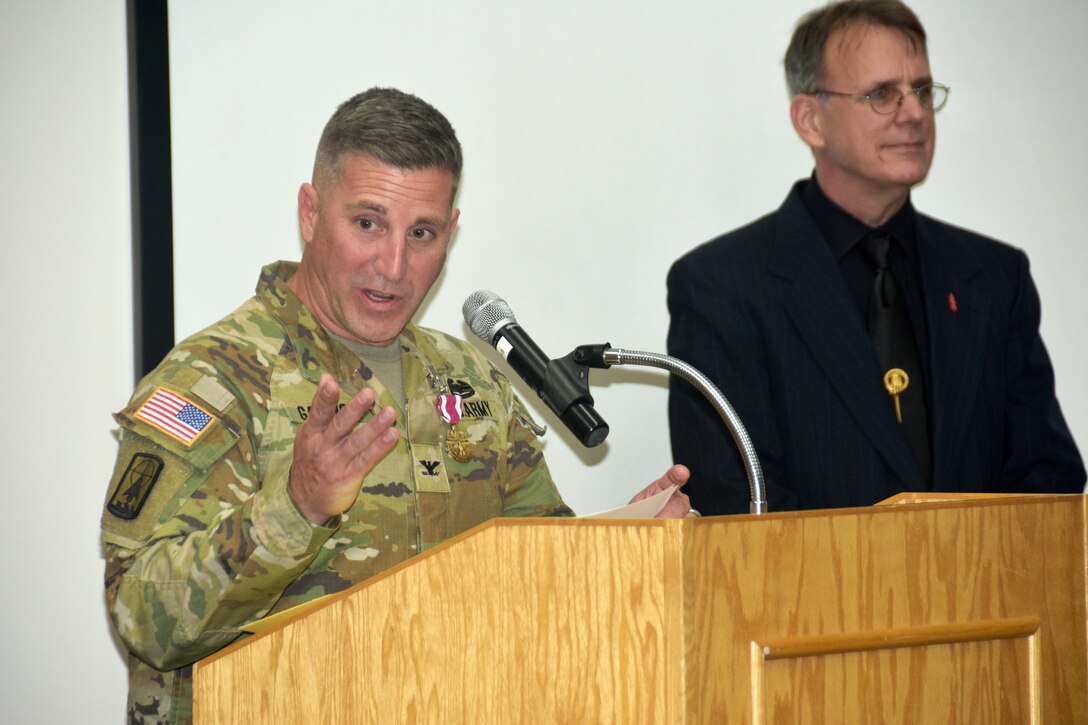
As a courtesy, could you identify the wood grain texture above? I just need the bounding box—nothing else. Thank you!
[194,495,1087,723]
[756,636,1035,724]
[685,496,1086,723]
[195,519,687,724]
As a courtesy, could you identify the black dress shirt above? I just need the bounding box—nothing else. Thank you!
[801,176,934,432]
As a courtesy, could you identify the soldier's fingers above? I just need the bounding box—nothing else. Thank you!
[342,406,399,476]
[326,386,378,439]
[304,374,343,430]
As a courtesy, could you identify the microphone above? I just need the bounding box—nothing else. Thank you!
[462,290,609,447]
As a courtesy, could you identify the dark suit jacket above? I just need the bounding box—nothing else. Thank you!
[667,180,1085,514]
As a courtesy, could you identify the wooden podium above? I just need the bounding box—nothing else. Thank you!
[193,494,1087,723]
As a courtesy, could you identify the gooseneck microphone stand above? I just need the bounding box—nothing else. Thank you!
[571,344,767,515]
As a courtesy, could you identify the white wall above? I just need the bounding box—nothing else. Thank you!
[2,1,1084,722]
[0,1,132,722]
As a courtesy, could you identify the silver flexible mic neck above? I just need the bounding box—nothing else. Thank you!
[602,348,766,515]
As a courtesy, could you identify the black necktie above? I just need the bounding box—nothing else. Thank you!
[861,233,931,482]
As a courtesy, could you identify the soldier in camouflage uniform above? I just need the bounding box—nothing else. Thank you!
[101,87,692,724]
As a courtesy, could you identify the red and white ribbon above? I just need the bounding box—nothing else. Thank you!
[435,394,463,426]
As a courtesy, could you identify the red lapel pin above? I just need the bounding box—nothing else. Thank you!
[948,293,958,313]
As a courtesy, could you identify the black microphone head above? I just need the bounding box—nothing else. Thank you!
[463,290,517,344]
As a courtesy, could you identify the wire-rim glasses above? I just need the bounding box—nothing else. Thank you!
[807,82,950,114]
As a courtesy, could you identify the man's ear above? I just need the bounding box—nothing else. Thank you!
[298,183,319,243]
[790,93,826,149]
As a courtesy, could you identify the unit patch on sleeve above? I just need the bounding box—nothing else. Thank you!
[107,453,164,520]
[134,387,214,446]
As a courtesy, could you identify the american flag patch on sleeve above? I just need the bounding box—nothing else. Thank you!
[134,387,214,446]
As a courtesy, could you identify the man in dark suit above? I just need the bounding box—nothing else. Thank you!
[667,0,1085,515]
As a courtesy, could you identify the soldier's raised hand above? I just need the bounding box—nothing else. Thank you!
[288,373,400,524]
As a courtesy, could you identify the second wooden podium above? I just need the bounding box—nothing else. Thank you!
[193,494,1087,723]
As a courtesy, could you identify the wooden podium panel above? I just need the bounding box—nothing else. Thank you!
[756,618,1037,722]
[195,520,690,723]
[194,495,1086,723]
[684,495,1086,723]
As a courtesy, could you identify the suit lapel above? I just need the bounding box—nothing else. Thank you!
[915,216,989,487]
[769,190,924,489]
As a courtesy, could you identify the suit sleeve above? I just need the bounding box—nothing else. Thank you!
[998,253,1086,492]
[666,255,800,514]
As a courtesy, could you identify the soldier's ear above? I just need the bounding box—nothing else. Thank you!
[298,183,319,244]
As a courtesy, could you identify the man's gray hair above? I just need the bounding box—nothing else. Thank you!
[785,0,927,97]
[313,87,463,202]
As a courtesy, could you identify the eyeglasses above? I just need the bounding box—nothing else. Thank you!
[807,82,950,114]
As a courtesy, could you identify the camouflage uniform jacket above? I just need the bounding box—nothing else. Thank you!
[102,261,572,724]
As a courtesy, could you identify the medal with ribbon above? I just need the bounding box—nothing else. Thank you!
[436,393,473,463]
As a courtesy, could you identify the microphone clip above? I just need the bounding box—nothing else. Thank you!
[543,343,611,412]
[570,344,614,370]
[541,343,612,448]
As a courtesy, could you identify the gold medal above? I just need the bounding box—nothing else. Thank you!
[446,427,473,463]
[437,393,473,462]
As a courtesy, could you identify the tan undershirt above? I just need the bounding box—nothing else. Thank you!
[332,334,406,406]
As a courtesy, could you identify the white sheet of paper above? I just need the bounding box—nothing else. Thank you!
[581,484,678,518]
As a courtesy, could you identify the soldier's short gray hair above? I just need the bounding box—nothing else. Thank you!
[313,87,463,203]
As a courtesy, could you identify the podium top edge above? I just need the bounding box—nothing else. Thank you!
[493,493,1083,524]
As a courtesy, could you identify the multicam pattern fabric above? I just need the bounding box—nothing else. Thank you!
[101,261,572,724]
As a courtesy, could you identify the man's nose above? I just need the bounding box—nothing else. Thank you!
[374,237,407,281]
[895,89,929,120]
